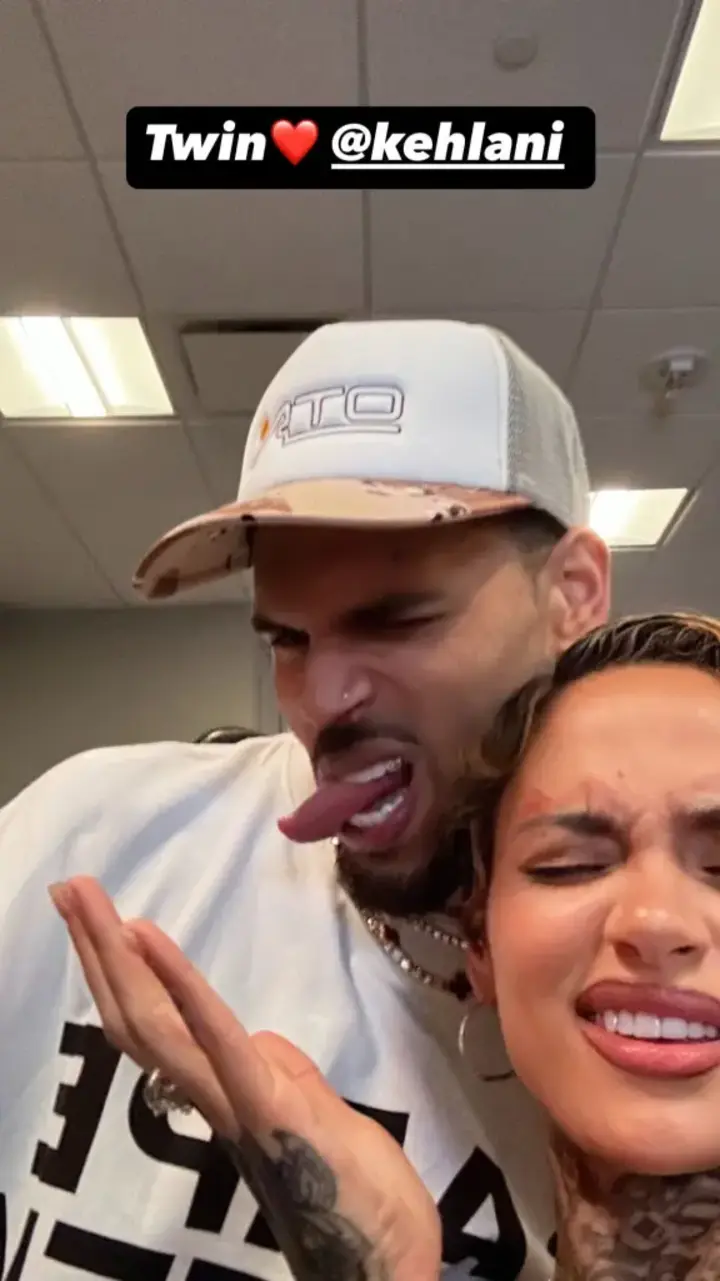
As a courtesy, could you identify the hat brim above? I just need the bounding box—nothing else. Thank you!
[133,478,532,600]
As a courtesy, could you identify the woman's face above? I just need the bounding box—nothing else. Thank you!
[479,662,720,1175]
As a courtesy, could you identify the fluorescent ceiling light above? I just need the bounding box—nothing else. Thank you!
[589,488,688,548]
[0,317,174,419]
[661,0,720,141]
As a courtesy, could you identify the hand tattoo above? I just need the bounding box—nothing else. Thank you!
[224,1128,390,1280]
[551,1133,720,1281]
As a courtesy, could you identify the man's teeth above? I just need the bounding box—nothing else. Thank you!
[342,759,407,830]
[344,759,403,785]
[595,1010,720,1041]
[348,791,404,829]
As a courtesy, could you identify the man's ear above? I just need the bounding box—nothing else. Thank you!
[466,944,497,1006]
[544,527,611,648]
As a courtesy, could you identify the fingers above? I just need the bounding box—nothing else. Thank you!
[253,1031,325,1086]
[50,880,232,1131]
[52,878,187,1064]
[50,877,270,1140]
[58,897,135,1054]
[127,919,276,1131]
[50,879,143,1061]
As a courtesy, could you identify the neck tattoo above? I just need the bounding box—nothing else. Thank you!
[551,1133,720,1281]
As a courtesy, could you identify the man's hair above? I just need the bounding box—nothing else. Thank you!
[492,507,567,557]
[462,611,720,939]
[247,506,566,565]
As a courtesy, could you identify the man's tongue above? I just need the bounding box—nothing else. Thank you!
[278,768,402,843]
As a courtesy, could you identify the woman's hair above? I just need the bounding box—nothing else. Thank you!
[463,611,720,941]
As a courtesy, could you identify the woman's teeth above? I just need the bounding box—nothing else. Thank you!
[593,1010,720,1041]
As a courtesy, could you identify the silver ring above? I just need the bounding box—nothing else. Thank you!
[143,1068,194,1117]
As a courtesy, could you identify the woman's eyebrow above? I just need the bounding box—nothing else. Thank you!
[674,801,720,832]
[514,810,622,838]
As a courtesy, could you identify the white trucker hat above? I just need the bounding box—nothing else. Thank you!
[134,319,590,600]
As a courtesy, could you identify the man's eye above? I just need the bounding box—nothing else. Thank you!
[266,630,306,651]
[382,615,442,633]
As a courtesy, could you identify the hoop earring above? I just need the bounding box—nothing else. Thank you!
[457,1000,514,1083]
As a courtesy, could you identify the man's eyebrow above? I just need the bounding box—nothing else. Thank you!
[250,612,290,635]
[250,591,446,636]
[342,591,446,629]
[515,810,622,838]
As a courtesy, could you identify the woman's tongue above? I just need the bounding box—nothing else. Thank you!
[278,765,404,843]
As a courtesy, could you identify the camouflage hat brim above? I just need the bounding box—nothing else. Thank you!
[133,478,531,600]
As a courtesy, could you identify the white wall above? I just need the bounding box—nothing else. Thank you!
[0,606,281,805]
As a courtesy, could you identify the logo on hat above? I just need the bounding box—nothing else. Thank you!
[248,382,404,467]
[247,414,272,468]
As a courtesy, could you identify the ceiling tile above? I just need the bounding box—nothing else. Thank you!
[571,308,720,415]
[182,332,309,414]
[369,156,633,313]
[583,414,720,490]
[0,0,83,159]
[187,419,252,506]
[0,161,137,313]
[100,166,365,317]
[616,471,720,615]
[8,422,214,597]
[601,153,720,308]
[40,0,360,159]
[0,432,121,606]
[365,0,685,150]
[141,317,203,422]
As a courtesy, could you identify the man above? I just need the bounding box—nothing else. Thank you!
[0,320,609,1280]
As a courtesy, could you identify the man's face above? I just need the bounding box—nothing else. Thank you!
[252,518,607,915]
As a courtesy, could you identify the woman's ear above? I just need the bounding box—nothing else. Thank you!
[466,944,496,1006]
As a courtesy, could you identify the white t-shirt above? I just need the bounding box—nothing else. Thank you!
[0,733,555,1281]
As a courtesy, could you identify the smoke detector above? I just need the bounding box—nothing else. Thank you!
[639,347,708,416]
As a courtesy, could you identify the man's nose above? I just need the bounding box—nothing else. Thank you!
[302,644,374,722]
[604,852,710,974]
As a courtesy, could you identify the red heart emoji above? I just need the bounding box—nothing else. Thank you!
[271,119,319,166]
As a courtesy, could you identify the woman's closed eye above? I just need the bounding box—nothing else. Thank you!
[522,845,621,884]
[690,832,720,882]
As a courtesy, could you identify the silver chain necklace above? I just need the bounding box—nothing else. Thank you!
[359,908,471,998]
[335,840,471,1000]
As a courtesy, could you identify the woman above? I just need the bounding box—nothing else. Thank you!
[50,611,720,1279]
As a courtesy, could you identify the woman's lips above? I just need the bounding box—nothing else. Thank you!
[581,1018,720,1078]
[577,980,720,1079]
[578,980,720,1027]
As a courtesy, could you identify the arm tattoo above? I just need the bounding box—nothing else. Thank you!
[551,1133,720,1281]
[224,1128,390,1280]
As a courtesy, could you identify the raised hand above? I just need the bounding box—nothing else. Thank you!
[50,876,442,1281]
